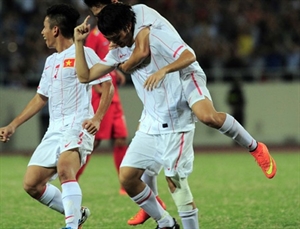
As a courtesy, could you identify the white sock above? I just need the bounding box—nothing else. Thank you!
[131,185,167,221]
[141,173,158,196]
[61,181,82,229]
[179,209,200,229]
[219,114,257,151]
[38,183,64,214]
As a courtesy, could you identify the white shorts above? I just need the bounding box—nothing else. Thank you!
[28,127,94,169]
[121,130,195,178]
[181,72,212,107]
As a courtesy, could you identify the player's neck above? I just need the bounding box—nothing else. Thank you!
[56,38,74,53]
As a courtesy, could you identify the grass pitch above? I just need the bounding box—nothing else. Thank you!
[0,150,299,229]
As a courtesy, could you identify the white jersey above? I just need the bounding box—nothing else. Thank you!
[132,4,206,79]
[37,44,111,131]
[132,4,180,39]
[105,29,196,135]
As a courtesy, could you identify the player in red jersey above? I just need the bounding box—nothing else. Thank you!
[76,26,128,195]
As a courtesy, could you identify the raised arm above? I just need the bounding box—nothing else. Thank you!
[118,27,150,73]
[74,16,115,83]
[0,93,48,142]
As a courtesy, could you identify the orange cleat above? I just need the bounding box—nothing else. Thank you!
[119,188,127,195]
[251,142,277,179]
[127,196,166,226]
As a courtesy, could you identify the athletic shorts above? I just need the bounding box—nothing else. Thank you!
[181,72,212,107]
[28,127,94,170]
[92,99,128,140]
[121,130,195,178]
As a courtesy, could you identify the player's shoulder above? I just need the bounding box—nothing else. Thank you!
[132,4,149,11]
[44,52,57,64]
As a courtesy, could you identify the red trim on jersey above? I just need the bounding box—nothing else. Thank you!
[173,45,184,58]
[191,72,203,95]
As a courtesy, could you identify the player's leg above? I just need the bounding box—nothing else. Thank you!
[184,75,276,178]
[57,149,83,229]
[160,130,198,229]
[58,128,93,229]
[23,165,64,213]
[127,167,167,226]
[120,131,177,228]
[24,133,65,214]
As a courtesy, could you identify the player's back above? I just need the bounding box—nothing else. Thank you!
[132,4,181,40]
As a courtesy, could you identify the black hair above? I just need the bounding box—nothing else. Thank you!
[83,0,112,8]
[46,4,80,39]
[97,3,136,36]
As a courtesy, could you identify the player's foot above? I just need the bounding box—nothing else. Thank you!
[155,218,180,229]
[127,196,166,225]
[251,142,277,179]
[78,206,91,229]
[119,187,127,195]
[60,227,72,229]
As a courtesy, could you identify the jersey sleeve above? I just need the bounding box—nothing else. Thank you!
[83,47,112,85]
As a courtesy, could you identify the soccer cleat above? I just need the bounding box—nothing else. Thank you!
[119,187,127,195]
[251,142,277,179]
[155,218,180,229]
[60,227,72,229]
[78,206,91,229]
[127,196,166,225]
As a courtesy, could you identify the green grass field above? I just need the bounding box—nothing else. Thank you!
[0,151,299,229]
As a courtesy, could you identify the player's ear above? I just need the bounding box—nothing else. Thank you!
[53,26,59,37]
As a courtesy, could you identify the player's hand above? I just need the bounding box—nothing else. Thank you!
[82,118,100,135]
[74,15,91,42]
[0,125,15,143]
[144,68,167,91]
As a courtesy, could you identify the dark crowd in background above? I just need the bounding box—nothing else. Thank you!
[0,0,299,88]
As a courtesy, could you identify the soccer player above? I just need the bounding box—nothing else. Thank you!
[0,4,114,229]
[74,5,201,229]
[75,25,128,195]
[82,0,168,223]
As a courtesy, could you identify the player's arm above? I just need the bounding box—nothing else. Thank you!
[118,27,150,73]
[0,93,48,142]
[144,49,196,91]
[83,80,114,135]
[74,16,115,83]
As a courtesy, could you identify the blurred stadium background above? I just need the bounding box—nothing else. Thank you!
[0,0,299,153]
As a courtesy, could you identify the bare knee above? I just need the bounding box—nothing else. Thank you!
[23,179,43,198]
[119,167,144,195]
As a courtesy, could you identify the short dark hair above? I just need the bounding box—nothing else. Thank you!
[46,4,80,39]
[83,0,112,8]
[97,3,136,36]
